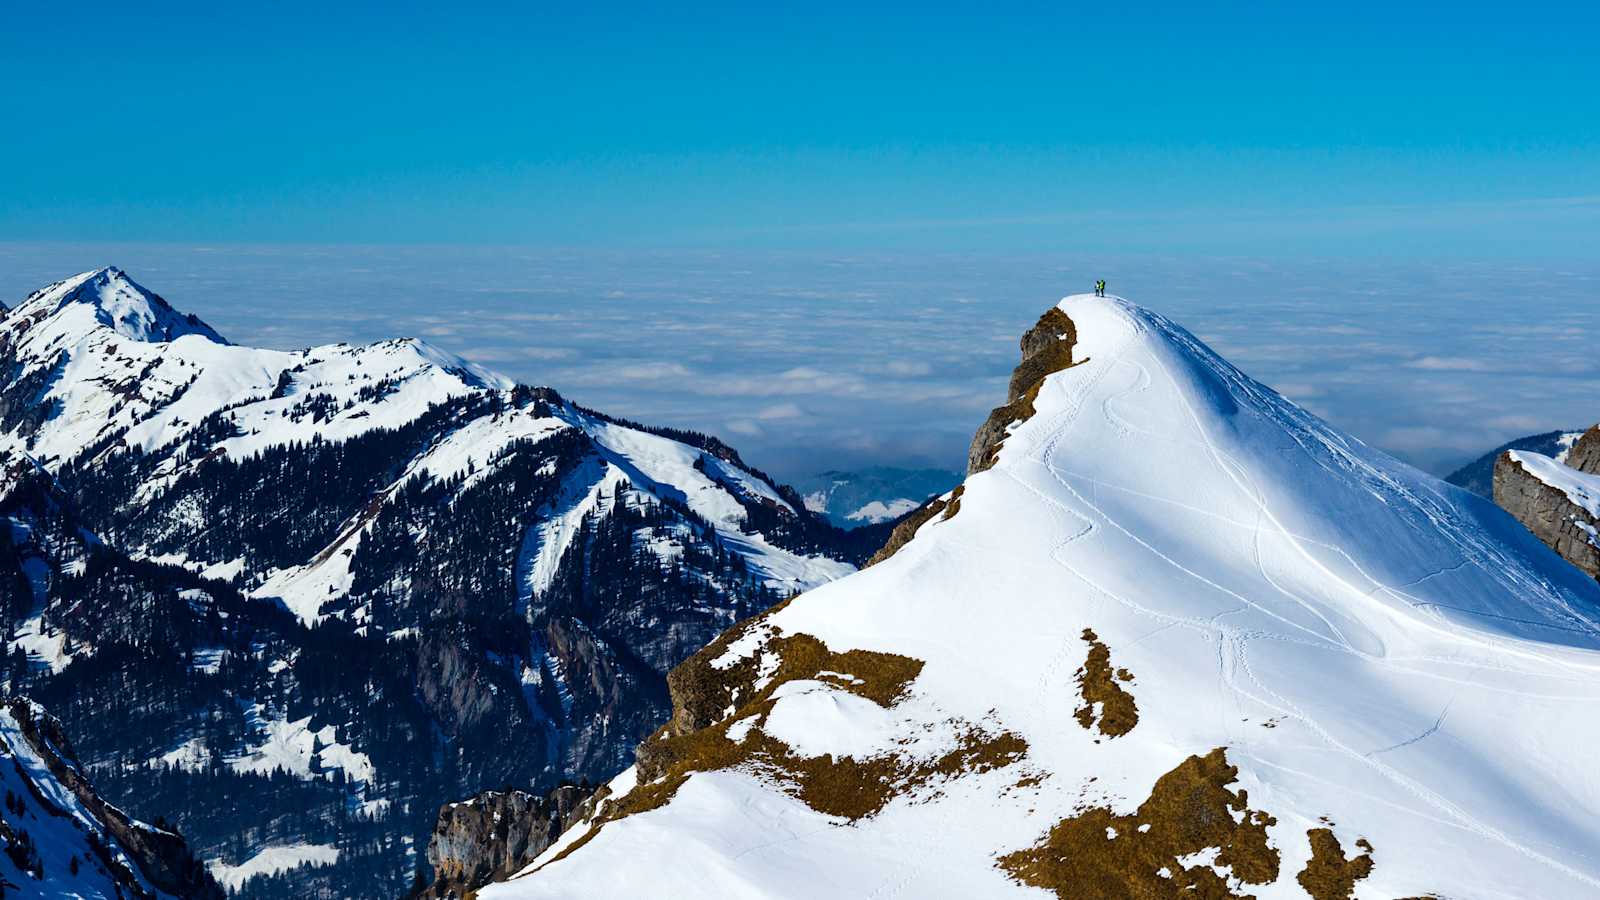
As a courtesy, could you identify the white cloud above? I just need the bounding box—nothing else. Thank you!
[1275,383,1322,400]
[882,360,933,377]
[756,403,805,420]
[1404,356,1492,372]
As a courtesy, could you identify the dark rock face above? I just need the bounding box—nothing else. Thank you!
[968,307,1080,475]
[418,784,590,899]
[0,697,224,899]
[1493,452,1600,582]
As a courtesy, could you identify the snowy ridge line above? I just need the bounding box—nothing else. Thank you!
[493,293,1600,899]
[1021,300,1600,889]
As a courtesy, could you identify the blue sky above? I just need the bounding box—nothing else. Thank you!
[3,5,1598,479]
[4,2,1598,253]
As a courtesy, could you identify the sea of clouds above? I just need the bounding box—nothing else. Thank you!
[3,243,1595,481]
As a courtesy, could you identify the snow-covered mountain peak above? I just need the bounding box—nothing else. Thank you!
[386,335,515,390]
[8,267,228,345]
[491,293,1600,899]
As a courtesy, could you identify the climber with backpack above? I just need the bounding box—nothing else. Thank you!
[1094,279,1106,297]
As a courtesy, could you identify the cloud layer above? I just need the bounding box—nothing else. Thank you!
[2,244,1595,480]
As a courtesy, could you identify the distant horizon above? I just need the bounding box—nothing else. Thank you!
[4,241,1594,483]
[7,2,1597,480]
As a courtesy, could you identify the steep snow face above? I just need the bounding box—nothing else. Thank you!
[493,295,1600,900]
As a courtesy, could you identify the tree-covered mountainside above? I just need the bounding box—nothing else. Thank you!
[0,693,223,899]
[0,268,871,898]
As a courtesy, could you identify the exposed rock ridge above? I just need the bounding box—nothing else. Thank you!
[1566,425,1600,475]
[967,307,1080,476]
[1493,445,1600,582]
[869,308,1081,569]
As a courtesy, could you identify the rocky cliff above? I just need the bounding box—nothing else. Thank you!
[417,784,591,899]
[1494,424,1600,582]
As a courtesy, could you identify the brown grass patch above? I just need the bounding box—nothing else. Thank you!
[940,484,965,521]
[1296,828,1374,900]
[997,748,1280,899]
[1074,629,1139,738]
[558,625,1027,857]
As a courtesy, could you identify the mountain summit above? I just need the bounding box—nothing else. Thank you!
[0,270,875,898]
[10,267,227,345]
[485,295,1600,899]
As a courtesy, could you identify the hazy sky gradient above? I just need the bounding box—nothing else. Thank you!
[4,5,1597,479]
[3,245,1594,481]
[5,2,1599,254]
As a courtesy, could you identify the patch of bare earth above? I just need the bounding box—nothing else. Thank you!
[1074,628,1139,738]
[534,610,1027,870]
[998,748,1280,899]
[1296,827,1374,900]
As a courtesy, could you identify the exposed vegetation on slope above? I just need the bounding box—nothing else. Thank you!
[1296,827,1375,900]
[1074,628,1139,739]
[998,748,1280,899]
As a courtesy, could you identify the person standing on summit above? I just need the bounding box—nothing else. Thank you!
[1095,279,1106,297]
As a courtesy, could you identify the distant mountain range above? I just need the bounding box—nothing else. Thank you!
[0,268,882,898]
[794,467,958,527]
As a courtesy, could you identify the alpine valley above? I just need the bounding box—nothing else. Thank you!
[0,268,889,898]
[473,295,1600,899]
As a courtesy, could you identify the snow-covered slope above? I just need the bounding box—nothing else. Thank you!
[1,268,867,899]
[0,267,851,624]
[487,295,1600,900]
[0,697,222,899]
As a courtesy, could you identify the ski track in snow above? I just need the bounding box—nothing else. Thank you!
[1007,297,1600,891]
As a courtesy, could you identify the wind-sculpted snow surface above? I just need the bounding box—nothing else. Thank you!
[488,295,1600,899]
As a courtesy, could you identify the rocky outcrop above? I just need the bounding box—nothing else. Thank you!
[1444,429,1584,498]
[417,784,591,899]
[967,307,1081,475]
[1494,450,1600,582]
[1566,426,1600,475]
